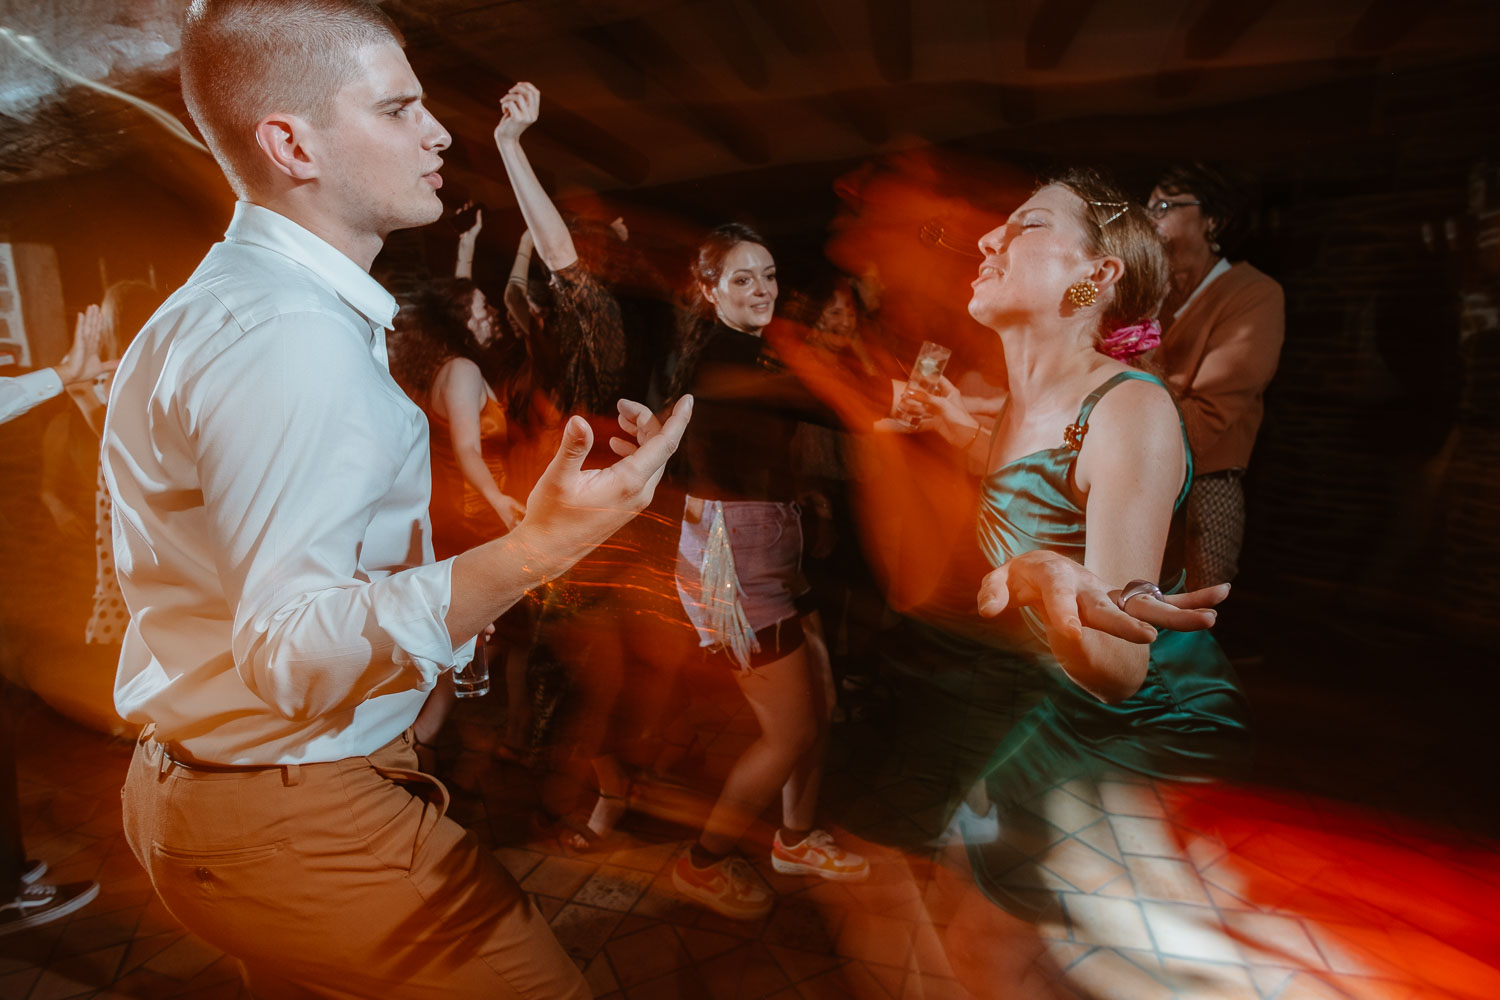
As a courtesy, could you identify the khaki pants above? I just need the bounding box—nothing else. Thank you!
[122,728,588,1000]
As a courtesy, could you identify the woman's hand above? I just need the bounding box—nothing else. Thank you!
[496,494,526,532]
[493,82,540,146]
[54,305,117,387]
[977,549,1225,644]
[881,375,980,447]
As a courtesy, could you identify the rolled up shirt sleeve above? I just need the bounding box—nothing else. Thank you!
[187,310,466,721]
[0,367,64,424]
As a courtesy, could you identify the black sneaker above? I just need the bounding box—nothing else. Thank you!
[0,881,100,936]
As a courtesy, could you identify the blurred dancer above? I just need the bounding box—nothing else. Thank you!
[662,224,872,919]
[103,2,689,995]
[1149,164,1285,588]
[391,277,531,765]
[912,170,1249,994]
[0,313,111,935]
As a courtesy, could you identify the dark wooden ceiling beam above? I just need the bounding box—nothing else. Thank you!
[1183,0,1277,61]
[865,0,913,83]
[413,57,652,187]
[579,17,771,165]
[1346,0,1433,52]
[1025,0,1097,71]
[751,0,842,57]
[694,0,769,91]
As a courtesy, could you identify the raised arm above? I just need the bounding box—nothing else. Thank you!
[493,83,577,272]
[430,357,525,529]
[454,202,482,280]
[502,229,535,338]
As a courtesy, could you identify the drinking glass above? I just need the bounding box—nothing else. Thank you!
[893,341,952,430]
[453,637,490,698]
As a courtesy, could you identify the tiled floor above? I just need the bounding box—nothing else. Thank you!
[2,670,1498,999]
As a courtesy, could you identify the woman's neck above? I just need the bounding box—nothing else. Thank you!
[716,312,764,337]
[996,323,1112,416]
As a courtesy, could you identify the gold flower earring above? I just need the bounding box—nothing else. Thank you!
[1065,281,1098,308]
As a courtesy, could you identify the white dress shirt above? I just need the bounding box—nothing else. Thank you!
[0,368,63,424]
[104,202,473,765]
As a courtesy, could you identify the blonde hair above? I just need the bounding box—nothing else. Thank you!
[1045,168,1169,335]
[180,0,401,196]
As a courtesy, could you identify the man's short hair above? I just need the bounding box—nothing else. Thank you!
[180,0,402,196]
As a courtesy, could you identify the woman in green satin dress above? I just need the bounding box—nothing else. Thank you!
[912,170,1252,992]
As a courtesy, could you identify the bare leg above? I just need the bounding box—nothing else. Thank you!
[698,646,818,856]
[781,613,835,831]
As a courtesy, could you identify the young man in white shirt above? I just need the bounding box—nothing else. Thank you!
[103,1,689,995]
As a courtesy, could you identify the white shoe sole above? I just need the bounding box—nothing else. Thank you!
[771,855,870,881]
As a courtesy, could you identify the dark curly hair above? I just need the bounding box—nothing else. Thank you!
[667,222,770,398]
[390,278,487,397]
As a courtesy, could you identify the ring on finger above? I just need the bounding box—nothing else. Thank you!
[1119,579,1163,606]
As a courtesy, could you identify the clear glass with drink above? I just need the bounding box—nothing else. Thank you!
[453,637,490,698]
[894,341,952,430]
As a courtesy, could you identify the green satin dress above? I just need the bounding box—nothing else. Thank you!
[969,371,1251,907]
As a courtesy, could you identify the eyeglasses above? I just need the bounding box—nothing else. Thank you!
[1144,199,1203,219]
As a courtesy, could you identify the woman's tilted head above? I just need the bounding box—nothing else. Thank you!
[969,169,1167,347]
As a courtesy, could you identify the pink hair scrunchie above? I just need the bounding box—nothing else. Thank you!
[1098,319,1161,361]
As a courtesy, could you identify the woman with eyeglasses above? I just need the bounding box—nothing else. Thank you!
[1146,164,1285,590]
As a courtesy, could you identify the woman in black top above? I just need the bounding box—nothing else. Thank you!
[664,224,872,920]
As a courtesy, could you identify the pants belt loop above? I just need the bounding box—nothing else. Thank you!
[281,763,303,787]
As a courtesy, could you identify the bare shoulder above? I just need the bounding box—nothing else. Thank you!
[432,355,482,388]
[1077,373,1184,482]
[1090,373,1179,429]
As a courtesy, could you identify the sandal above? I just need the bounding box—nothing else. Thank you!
[556,788,629,855]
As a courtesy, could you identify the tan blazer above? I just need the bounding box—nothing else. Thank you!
[1157,262,1285,474]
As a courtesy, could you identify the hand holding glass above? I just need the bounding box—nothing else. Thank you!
[893,341,952,430]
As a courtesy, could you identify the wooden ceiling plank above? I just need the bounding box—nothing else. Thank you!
[585,17,773,165]
[865,0,914,84]
[693,0,770,91]
[1346,0,1433,53]
[1184,0,1278,61]
[1024,0,1098,71]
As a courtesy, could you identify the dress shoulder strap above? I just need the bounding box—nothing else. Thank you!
[1062,371,1164,449]
[1062,369,1192,510]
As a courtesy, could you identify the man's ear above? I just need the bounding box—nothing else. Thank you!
[254,114,319,181]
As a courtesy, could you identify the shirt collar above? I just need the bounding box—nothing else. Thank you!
[224,202,399,331]
[1174,257,1232,319]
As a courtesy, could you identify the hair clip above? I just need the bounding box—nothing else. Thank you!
[1088,200,1130,226]
[918,219,984,259]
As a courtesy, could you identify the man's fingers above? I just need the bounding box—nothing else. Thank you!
[538,415,593,483]
[617,394,690,478]
[607,436,638,458]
